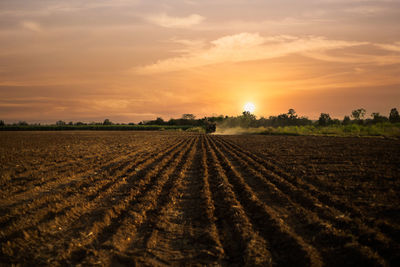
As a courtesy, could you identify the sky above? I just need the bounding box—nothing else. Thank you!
[0,0,399,123]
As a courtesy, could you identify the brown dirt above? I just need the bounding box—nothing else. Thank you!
[0,131,399,266]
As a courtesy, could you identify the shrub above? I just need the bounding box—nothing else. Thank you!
[342,116,351,125]
[56,120,66,126]
[103,119,112,125]
[318,113,332,126]
[389,108,400,123]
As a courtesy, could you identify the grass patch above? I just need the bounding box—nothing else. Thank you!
[185,127,206,133]
[215,123,400,138]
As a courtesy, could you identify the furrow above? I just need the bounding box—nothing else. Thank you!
[0,137,193,264]
[219,137,398,243]
[213,136,388,266]
[1,142,155,220]
[0,133,177,193]
[0,146,120,198]
[1,136,184,205]
[204,136,273,266]
[1,145,148,207]
[0,135,185,202]
[122,136,200,266]
[197,135,226,262]
[0,138,186,240]
[117,136,224,266]
[60,137,197,266]
[208,136,322,267]
[217,136,399,265]
[1,152,106,188]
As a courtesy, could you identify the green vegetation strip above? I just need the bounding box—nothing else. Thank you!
[216,123,400,138]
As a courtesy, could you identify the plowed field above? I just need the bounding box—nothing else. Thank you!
[1,131,399,266]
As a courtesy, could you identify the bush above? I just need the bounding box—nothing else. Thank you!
[103,119,112,125]
[56,120,66,126]
[389,108,400,123]
[318,113,332,126]
[342,116,351,125]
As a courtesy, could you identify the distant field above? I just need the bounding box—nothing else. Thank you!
[0,131,399,266]
[3,123,400,139]
[0,125,194,131]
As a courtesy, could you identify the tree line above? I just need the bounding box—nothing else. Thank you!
[216,108,400,129]
[0,108,399,130]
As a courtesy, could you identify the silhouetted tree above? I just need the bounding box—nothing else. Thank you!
[288,109,297,119]
[205,115,224,123]
[389,108,400,123]
[371,112,388,124]
[103,119,112,125]
[56,120,66,126]
[68,121,73,125]
[266,109,311,127]
[351,108,366,125]
[239,111,257,128]
[297,116,313,126]
[318,113,332,126]
[0,120,4,126]
[351,108,366,120]
[18,121,28,126]
[277,113,289,124]
[342,116,351,125]
[155,117,165,125]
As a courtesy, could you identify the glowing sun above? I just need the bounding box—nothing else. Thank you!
[243,102,256,113]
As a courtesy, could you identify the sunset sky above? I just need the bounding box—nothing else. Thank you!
[0,0,399,123]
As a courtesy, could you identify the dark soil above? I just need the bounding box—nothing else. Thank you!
[1,132,399,266]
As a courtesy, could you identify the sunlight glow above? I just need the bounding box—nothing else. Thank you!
[243,102,256,113]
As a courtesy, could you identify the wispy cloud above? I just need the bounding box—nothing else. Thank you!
[21,21,42,32]
[168,38,206,53]
[302,41,400,65]
[344,6,389,15]
[145,13,205,28]
[135,33,366,74]
[375,42,400,52]
[302,50,400,65]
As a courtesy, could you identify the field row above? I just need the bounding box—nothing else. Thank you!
[0,132,398,266]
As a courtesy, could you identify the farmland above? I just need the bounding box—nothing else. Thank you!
[0,131,399,266]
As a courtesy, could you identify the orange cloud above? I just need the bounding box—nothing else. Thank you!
[134,33,366,74]
[375,42,400,52]
[21,21,42,32]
